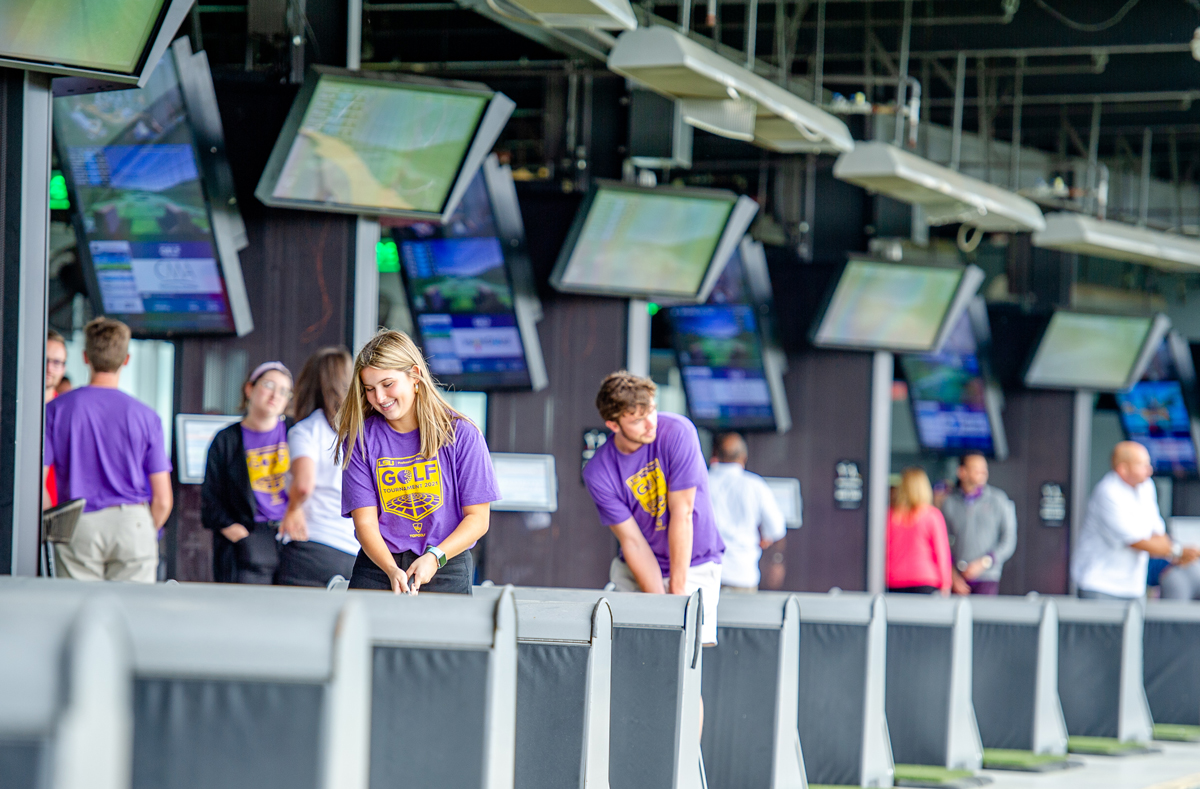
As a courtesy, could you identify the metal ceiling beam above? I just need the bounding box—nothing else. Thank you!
[927,89,1200,108]
[819,42,1192,60]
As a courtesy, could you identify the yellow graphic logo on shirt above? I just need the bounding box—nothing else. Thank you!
[626,459,667,530]
[376,455,443,530]
[246,442,290,506]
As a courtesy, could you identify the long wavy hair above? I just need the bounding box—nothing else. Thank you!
[334,329,465,466]
[293,346,352,426]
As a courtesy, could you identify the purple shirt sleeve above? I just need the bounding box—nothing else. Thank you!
[43,402,56,468]
[452,420,501,506]
[661,417,707,492]
[341,439,378,518]
[583,456,634,526]
[142,413,172,476]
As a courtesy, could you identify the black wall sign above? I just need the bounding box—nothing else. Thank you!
[582,429,609,483]
[835,461,864,510]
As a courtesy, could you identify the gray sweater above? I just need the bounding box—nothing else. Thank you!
[939,485,1018,582]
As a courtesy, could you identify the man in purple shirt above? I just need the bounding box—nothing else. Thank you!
[582,371,724,645]
[43,318,173,582]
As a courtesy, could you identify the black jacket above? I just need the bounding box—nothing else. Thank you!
[201,419,294,532]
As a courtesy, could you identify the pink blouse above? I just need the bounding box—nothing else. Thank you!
[886,504,953,591]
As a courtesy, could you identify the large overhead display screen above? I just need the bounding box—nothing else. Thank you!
[900,311,1004,457]
[391,160,546,390]
[812,259,983,353]
[550,181,758,302]
[0,0,191,83]
[53,44,249,337]
[1024,311,1168,391]
[1117,381,1197,477]
[256,68,515,222]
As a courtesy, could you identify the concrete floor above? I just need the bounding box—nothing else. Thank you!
[980,742,1200,789]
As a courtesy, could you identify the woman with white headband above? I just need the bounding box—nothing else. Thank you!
[201,361,294,584]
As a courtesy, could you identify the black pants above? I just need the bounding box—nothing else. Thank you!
[348,548,473,594]
[275,540,357,587]
[888,585,939,594]
[213,522,280,584]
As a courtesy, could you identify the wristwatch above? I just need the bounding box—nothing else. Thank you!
[1171,541,1184,561]
[425,545,448,568]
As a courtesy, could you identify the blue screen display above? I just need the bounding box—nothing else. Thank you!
[670,303,775,431]
[1116,380,1198,477]
[900,314,997,455]
[395,173,531,389]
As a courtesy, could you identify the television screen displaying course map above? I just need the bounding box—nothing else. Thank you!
[560,188,736,297]
[1026,312,1152,390]
[272,76,489,214]
[816,261,963,351]
[901,315,995,455]
[1117,380,1198,476]
[0,0,164,74]
[53,49,236,336]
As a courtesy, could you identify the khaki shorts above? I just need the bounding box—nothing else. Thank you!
[610,557,722,645]
[55,503,157,583]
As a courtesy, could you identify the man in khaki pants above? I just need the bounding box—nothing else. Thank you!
[43,318,173,582]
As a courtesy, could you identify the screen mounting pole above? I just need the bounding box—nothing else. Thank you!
[867,350,893,594]
[626,300,651,379]
[346,0,380,353]
[1069,390,1093,595]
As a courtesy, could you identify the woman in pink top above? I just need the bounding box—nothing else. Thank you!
[887,467,952,595]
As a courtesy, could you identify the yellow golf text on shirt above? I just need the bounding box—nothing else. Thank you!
[377,455,443,537]
[246,442,290,506]
[626,458,667,530]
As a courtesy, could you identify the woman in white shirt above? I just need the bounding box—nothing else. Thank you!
[275,347,360,586]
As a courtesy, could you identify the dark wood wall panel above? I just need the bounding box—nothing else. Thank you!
[482,296,626,588]
[745,349,872,593]
[987,389,1073,595]
[172,209,354,581]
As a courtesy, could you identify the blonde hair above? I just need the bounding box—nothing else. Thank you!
[895,467,933,516]
[335,330,465,466]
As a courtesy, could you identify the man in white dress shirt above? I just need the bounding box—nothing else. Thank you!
[708,433,786,592]
[1072,441,1200,600]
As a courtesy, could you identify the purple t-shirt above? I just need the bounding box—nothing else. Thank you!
[582,411,724,573]
[242,421,290,522]
[44,387,171,512]
[341,415,501,555]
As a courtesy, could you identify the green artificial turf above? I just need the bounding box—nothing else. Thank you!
[1067,736,1151,755]
[981,748,1074,771]
[893,764,978,784]
[1153,723,1200,742]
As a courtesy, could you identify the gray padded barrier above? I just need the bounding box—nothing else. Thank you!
[0,579,372,789]
[0,584,132,789]
[1142,601,1200,726]
[791,592,894,788]
[487,590,612,789]
[882,595,982,771]
[968,596,1068,755]
[509,587,705,789]
[1054,597,1154,742]
[351,586,518,789]
[703,593,806,789]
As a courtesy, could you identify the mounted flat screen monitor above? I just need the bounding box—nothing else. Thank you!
[389,156,547,391]
[900,304,1008,459]
[256,67,516,223]
[0,0,192,87]
[175,413,240,485]
[549,180,759,302]
[53,39,253,338]
[1115,333,1200,478]
[1024,311,1170,392]
[811,258,985,353]
[490,453,558,512]
[668,239,790,433]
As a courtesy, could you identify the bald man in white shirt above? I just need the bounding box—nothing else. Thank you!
[1072,441,1200,600]
[708,433,786,592]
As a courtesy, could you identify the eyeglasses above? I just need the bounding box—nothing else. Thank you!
[257,379,293,400]
[46,359,65,370]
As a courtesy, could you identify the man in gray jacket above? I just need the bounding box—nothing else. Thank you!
[939,451,1017,595]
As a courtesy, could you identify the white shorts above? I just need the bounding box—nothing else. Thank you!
[609,557,722,645]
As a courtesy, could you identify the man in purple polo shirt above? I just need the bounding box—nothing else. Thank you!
[582,370,725,645]
[44,318,173,582]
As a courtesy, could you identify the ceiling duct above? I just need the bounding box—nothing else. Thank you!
[607,27,854,154]
[1033,212,1200,272]
[500,0,637,30]
[833,142,1046,233]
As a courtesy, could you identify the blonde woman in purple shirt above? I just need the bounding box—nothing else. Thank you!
[335,330,500,594]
